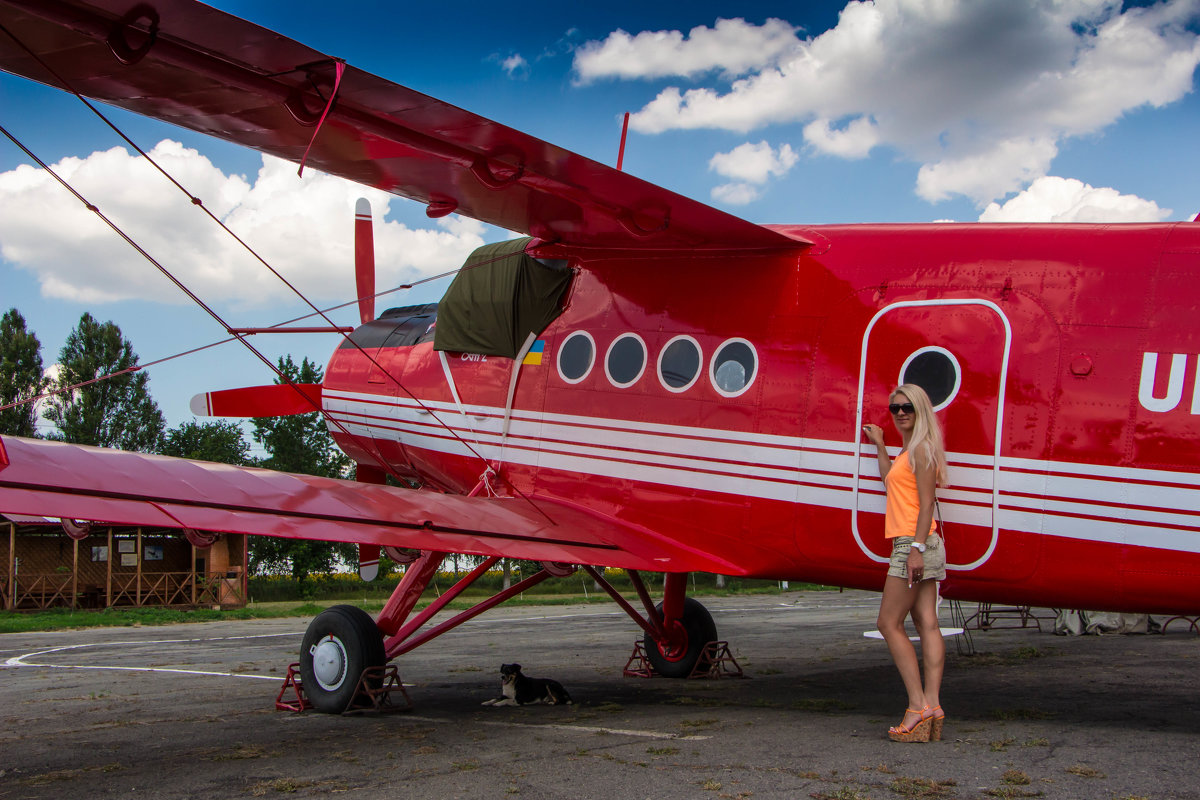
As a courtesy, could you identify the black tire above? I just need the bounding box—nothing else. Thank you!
[299,604,386,713]
[642,597,717,678]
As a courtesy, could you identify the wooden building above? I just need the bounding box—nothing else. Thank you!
[1,514,247,611]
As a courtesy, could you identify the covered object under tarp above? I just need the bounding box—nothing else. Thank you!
[434,238,572,358]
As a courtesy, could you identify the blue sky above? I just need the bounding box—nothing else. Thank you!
[2,0,1199,447]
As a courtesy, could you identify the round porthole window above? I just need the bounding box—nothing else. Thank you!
[605,333,647,387]
[899,346,961,410]
[658,335,702,392]
[710,338,757,397]
[557,331,595,384]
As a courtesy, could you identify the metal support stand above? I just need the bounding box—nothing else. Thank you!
[275,663,412,714]
[623,642,655,678]
[960,602,1054,631]
[275,663,311,712]
[344,665,413,714]
[622,640,743,679]
[949,600,976,656]
[688,641,743,679]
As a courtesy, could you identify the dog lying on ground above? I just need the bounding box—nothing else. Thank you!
[481,663,572,706]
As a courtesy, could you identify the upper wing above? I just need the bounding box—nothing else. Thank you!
[0,0,805,251]
[0,435,743,574]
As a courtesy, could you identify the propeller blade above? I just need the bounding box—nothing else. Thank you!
[359,544,380,582]
[355,197,376,325]
[190,383,323,417]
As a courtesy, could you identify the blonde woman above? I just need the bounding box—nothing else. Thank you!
[862,384,949,743]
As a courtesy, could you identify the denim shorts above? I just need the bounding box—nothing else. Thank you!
[887,533,946,581]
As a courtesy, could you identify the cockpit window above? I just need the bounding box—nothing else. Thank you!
[339,303,438,349]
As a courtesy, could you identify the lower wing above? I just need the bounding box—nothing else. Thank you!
[0,436,740,574]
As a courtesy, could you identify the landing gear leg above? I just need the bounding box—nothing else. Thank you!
[583,568,718,678]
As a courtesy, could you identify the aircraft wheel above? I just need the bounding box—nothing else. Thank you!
[300,604,386,713]
[642,597,717,678]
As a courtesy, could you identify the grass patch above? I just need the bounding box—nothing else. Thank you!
[0,582,835,633]
[678,718,720,730]
[889,776,956,797]
[200,745,273,761]
[23,763,124,786]
[989,708,1056,721]
[249,778,318,795]
[983,787,1043,798]
[810,787,873,800]
[791,697,855,713]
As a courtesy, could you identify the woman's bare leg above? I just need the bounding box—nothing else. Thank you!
[878,575,927,726]
[909,579,944,710]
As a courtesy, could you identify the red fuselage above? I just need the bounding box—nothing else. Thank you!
[323,223,1200,615]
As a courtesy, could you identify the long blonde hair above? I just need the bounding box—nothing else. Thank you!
[891,384,948,487]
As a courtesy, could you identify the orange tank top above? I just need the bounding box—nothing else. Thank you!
[884,450,936,539]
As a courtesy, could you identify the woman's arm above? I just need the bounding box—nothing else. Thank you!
[862,423,891,480]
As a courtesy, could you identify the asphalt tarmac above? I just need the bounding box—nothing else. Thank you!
[0,590,1197,799]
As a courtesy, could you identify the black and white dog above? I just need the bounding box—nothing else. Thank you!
[481,663,572,706]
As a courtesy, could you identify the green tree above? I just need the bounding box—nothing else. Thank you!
[249,355,354,582]
[0,309,47,437]
[43,313,165,451]
[161,420,253,465]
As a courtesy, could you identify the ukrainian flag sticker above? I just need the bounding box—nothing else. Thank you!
[523,339,545,365]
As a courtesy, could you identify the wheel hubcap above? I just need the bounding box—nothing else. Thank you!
[311,635,348,691]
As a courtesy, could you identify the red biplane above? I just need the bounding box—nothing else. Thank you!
[1,0,1198,712]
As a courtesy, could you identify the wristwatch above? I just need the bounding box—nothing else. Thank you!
[910,541,927,554]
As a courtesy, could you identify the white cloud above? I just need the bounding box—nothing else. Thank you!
[916,137,1059,204]
[978,176,1171,222]
[707,141,797,205]
[0,141,486,307]
[709,141,798,183]
[573,17,799,83]
[599,0,1200,204]
[710,182,761,205]
[501,53,530,78]
[802,116,880,159]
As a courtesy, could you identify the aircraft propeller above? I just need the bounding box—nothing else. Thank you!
[355,197,376,324]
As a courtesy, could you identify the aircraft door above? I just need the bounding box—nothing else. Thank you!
[852,299,1021,575]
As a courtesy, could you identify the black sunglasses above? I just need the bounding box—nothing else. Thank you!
[888,402,915,415]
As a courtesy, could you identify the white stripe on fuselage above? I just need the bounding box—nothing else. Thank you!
[322,390,1200,556]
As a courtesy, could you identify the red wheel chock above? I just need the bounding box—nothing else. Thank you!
[622,641,744,679]
[274,663,414,713]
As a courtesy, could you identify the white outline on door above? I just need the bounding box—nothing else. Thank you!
[850,299,1013,571]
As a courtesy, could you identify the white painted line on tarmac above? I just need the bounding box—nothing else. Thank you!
[407,714,709,741]
[3,632,299,680]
